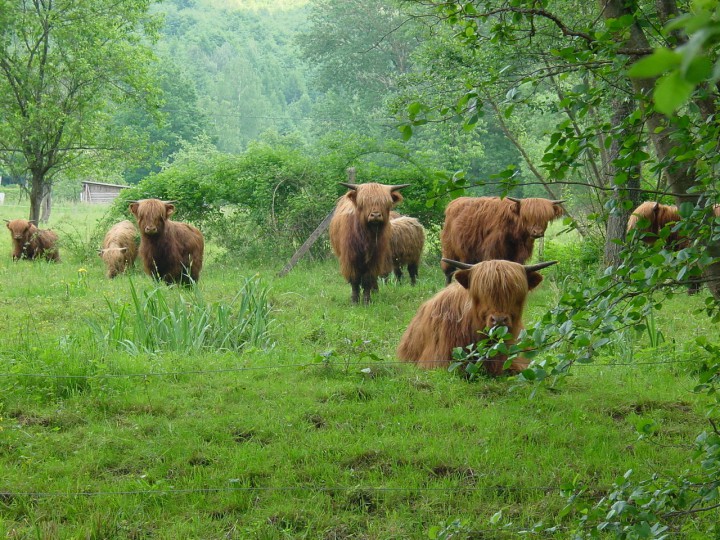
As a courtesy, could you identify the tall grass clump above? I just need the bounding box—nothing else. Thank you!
[91,276,273,354]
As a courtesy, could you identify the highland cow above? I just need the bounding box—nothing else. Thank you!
[440,196,564,284]
[129,199,204,285]
[626,201,686,248]
[98,220,138,279]
[397,258,557,375]
[389,215,425,285]
[329,182,409,304]
[5,219,60,262]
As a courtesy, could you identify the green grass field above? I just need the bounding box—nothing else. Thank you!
[0,201,717,538]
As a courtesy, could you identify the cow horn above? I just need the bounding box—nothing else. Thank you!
[551,199,565,205]
[3,219,9,223]
[389,184,410,191]
[441,258,475,270]
[339,182,358,191]
[507,196,521,204]
[523,260,558,272]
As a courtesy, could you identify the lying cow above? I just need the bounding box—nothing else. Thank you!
[397,258,557,375]
[5,219,60,262]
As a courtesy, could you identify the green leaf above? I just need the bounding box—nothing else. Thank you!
[654,72,695,114]
[628,48,681,78]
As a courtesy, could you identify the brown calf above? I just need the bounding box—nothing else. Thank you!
[98,220,138,279]
[5,219,60,262]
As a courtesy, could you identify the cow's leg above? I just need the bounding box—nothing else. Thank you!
[408,263,418,285]
[361,274,375,304]
[350,279,361,304]
[394,265,403,283]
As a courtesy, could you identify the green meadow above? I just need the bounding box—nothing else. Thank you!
[0,200,717,538]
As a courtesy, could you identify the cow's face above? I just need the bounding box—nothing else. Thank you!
[486,313,512,330]
[527,223,548,239]
[6,219,35,242]
[130,200,174,236]
[347,184,403,227]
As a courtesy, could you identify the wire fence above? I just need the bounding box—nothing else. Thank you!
[0,356,703,380]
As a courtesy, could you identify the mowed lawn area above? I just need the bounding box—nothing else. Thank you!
[0,201,717,538]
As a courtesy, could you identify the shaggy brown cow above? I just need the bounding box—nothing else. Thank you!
[329,182,409,304]
[129,199,204,285]
[98,220,138,279]
[397,258,557,375]
[440,196,564,284]
[626,201,686,247]
[389,215,425,285]
[5,219,60,262]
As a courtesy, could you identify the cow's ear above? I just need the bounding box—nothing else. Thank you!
[129,202,139,216]
[526,271,544,291]
[391,191,404,207]
[553,203,564,218]
[165,203,175,217]
[454,269,471,289]
[346,190,358,205]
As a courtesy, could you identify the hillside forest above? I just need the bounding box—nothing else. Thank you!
[2,0,720,537]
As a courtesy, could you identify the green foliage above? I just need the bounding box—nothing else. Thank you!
[91,276,272,354]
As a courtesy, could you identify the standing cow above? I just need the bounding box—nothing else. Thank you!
[329,182,409,304]
[5,219,60,262]
[129,199,204,285]
[440,196,563,284]
[389,215,425,285]
[397,258,557,375]
[98,220,138,279]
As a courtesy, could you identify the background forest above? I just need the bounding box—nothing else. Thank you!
[2,0,720,538]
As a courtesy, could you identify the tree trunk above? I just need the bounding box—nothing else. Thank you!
[604,99,641,267]
[40,187,51,223]
[29,171,44,223]
[600,0,720,298]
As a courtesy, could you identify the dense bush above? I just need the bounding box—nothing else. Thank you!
[102,135,449,262]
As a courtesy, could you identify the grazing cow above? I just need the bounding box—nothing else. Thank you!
[98,220,138,279]
[329,182,409,304]
[129,199,204,285]
[5,219,60,262]
[440,196,564,284]
[389,215,425,285]
[397,258,557,375]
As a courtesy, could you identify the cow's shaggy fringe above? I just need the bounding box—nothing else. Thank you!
[329,183,406,304]
[130,199,204,285]
[440,196,563,284]
[397,259,554,375]
[389,216,425,285]
[5,219,60,261]
[99,220,138,279]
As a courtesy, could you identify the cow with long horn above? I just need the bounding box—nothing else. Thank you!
[440,196,564,284]
[329,182,409,304]
[397,258,557,375]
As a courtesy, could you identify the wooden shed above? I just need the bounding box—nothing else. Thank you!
[81,181,129,204]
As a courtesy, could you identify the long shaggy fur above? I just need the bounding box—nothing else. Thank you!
[6,219,59,261]
[397,260,545,375]
[626,201,684,247]
[130,199,204,285]
[440,197,563,283]
[329,183,404,303]
[389,216,425,284]
[99,220,138,278]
